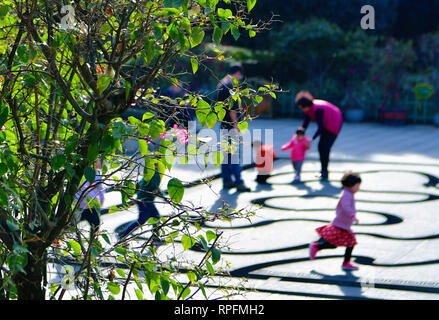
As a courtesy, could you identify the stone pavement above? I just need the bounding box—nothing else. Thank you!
[49,118,439,300]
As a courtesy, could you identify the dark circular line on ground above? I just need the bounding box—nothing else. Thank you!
[230,255,439,279]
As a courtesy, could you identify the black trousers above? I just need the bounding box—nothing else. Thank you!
[315,237,354,262]
[318,130,338,177]
[79,208,101,236]
[256,174,270,184]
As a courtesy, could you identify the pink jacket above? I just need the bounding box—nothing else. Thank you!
[281,135,310,161]
[332,188,356,232]
[304,99,343,136]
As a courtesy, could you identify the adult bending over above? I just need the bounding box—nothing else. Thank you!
[295,91,343,181]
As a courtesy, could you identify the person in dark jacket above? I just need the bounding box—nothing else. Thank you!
[118,167,162,239]
[217,65,251,192]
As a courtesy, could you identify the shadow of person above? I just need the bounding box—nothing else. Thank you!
[254,182,273,192]
[318,180,342,198]
[208,188,240,215]
[310,269,366,299]
[294,181,313,194]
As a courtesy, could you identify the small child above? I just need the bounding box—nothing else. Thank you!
[281,128,311,183]
[75,159,105,238]
[253,140,276,184]
[309,171,362,271]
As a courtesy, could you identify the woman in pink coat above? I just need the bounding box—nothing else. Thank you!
[295,91,343,181]
[281,128,311,183]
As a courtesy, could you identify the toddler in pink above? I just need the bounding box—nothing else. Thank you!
[309,171,362,271]
[281,128,311,183]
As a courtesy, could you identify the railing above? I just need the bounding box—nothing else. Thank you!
[273,92,437,124]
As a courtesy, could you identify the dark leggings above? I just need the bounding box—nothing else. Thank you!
[79,208,101,236]
[318,130,338,176]
[316,237,354,262]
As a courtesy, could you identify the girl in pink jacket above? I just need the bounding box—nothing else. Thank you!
[309,171,362,270]
[281,128,311,183]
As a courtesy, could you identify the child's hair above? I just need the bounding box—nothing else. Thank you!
[296,128,305,135]
[341,171,362,188]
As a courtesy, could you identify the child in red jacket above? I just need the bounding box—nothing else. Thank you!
[281,128,311,183]
[253,140,276,184]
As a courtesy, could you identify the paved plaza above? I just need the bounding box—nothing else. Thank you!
[50,118,439,300]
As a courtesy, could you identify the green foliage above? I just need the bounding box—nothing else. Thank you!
[0,0,265,301]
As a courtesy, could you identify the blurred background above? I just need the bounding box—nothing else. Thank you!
[166,0,439,126]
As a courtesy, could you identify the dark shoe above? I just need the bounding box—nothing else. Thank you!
[236,183,251,192]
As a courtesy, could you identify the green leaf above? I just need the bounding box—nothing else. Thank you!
[211,151,224,167]
[249,30,256,38]
[190,57,198,74]
[212,26,223,45]
[164,0,183,8]
[84,167,96,184]
[217,108,226,121]
[97,75,112,95]
[253,96,263,104]
[68,240,81,256]
[0,163,7,176]
[87,143,99,162]
[161,278,170,295]
[115,246,127,256]
[142,112,155,121]
[187,271,196,283]
[206,112,217,128]
[211,247,221,264]
[167,178,184,203]
[206,230,217,242]
[0,103,9,128]
[230,25,240,41]
[181,234,195,250]
[0,5,11,18]
[51,154,66,171]
[247,0,257,12]
[135,289,144,300]
[6,219,19,232]
[196,100,210,126]
[206,261,215,275]
[237,121,248,133]
[107,282,121,295]
[190,27,205,48]
[138,139,148,156]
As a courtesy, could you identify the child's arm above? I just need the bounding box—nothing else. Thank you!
[338,191,358,224]
[281,136,295,151]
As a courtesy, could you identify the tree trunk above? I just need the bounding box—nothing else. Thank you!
[14,244,47,300]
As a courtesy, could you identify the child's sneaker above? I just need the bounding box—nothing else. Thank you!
[309,242,319,260]
[342,261,359,271]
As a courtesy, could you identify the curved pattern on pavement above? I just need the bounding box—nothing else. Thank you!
[193,168,439,298]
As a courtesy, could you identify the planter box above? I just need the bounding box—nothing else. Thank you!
[344,109,365,122]
[379,108,409,125]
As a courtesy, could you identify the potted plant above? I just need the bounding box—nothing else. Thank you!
[340,82,367,122]
[372,38,416,125]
